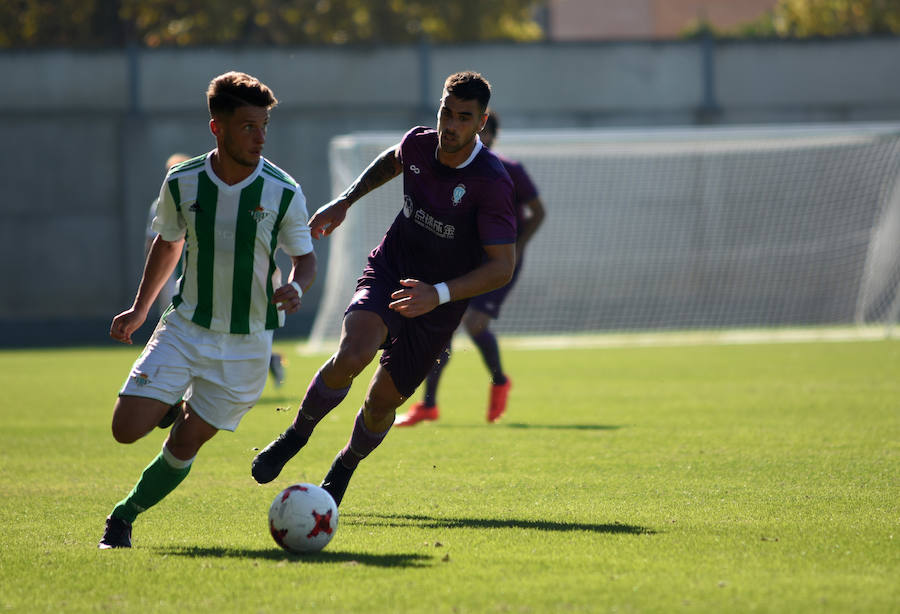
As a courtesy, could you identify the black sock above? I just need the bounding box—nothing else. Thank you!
[423,347,451,407]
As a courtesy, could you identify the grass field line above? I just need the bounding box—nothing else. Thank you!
[297,324,894,355]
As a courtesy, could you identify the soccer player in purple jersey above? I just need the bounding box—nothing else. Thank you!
[396,111,546,426]
[252,72,517,506]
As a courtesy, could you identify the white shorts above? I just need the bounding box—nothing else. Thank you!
[119,309,273,431]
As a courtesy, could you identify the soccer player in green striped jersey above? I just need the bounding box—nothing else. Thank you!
[99,72,316,549]
[145,152,289,388]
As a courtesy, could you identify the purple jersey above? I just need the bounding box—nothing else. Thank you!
[347,127,516,396]
[367,127,517,284]
[467,154,539,319]
[495,154,539,238]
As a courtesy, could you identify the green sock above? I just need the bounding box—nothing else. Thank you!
[111,448,192,524]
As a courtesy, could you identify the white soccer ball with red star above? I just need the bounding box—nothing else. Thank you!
[268,483,338,553]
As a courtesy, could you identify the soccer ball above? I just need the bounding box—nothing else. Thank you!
[268,483,339,554]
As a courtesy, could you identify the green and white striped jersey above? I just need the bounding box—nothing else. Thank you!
[151,151,314,334]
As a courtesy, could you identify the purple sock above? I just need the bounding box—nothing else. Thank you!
[472,329,506,385]
[339,409,391,470]
[292,370,350,439]
[423,346,451,407]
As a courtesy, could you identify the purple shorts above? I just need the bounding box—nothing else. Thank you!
[346,267,467,398]
[468,258,523,319]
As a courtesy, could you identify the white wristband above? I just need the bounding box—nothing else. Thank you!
[290,281,303,298]
[434,282,451,305]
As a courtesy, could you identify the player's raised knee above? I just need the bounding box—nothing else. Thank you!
[110,397,163,443]
[110,418,145,444]
[333,343,377,379]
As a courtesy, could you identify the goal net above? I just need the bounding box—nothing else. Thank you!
[306,123,900,350]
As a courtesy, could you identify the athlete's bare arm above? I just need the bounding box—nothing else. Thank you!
[110,235,185,344]
[271,252,317,314]
[388,242,516,319]
[309,145,403,239]
[517,196,545,255]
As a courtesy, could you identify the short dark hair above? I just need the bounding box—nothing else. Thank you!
[443,71,491,113]
[207,71,277,116]
[483,110,500,136]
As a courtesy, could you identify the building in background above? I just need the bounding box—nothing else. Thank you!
[546,0,778,40]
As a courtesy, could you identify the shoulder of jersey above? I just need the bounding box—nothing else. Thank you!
[166,154,207,178]
[405,125,436,142]
[261,158,300,189]
[496,152,522,171]
[478,147,512,180]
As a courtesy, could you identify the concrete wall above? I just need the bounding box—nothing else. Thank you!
[2,38,899,346]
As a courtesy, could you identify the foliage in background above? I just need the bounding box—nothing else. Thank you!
[683,0,900,38]
[0,0,543,48]
[0,0,126,47]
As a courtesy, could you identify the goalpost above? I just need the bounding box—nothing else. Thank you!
[305,123,900,351]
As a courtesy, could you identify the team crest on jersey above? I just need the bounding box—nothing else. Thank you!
[132,372,150,386]
[250,206,269,222]
[452,184,466,206]
[403,195,414,218]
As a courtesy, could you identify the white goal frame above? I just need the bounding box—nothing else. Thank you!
[304,123,900,352]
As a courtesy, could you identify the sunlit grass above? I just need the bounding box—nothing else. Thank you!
[0,339,897,612]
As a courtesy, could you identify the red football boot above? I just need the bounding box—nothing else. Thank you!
[394,402,439,427]
[487,379,511,423]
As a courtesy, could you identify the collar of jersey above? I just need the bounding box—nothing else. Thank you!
[434,135,483,169]
[204,152,264,191]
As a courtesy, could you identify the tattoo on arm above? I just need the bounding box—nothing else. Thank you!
[341,146,402,205]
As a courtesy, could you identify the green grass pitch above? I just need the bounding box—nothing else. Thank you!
[0,338,897,613]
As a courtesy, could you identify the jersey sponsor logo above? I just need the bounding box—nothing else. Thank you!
[414,207,455,239]
[409,164,421,174]
[403,195,414,218]
[250,206,269,222]
[215,228,236,245]
[452,184,466,206]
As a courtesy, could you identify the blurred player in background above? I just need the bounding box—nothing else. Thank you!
[396,111,545,426]
[251,71,517,507]
[147,154,289,388]
[99,71,316,549]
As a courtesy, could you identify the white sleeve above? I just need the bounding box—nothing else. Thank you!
[146,198,159,241]
[278,186,314,256]
[150,178,186,242]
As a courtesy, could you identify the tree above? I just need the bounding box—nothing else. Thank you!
[682,0,900,38]
[0,0,544,48]
[0,0,127,47]
[764,0,900,37]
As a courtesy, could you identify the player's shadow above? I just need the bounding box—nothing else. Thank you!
[351,514,654,535]
[435,423,623,431]
[503,423,622,431]
[153,545,431,568]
